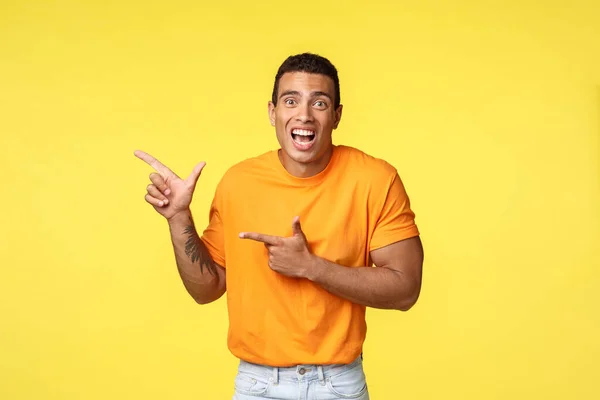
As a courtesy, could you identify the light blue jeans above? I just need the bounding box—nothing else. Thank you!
[232,355,369,400]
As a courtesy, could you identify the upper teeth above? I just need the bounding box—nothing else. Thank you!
[292,129,314,136]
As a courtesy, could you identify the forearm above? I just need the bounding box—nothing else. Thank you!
[167,210,224,304]
[306,257,420,311]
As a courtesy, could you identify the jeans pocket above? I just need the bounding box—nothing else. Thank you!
[326,365,368,398]
[234,371,271,397]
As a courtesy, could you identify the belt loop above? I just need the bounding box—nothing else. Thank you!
[272,367,279,385]
[317,365,325,385]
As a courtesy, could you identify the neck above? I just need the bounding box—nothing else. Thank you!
[279,146,334,178]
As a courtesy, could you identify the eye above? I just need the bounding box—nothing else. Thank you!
[284,98,296,106]
[314,100,327,108]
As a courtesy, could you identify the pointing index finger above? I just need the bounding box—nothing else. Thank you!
[239,232,281,246]
[134,150,175,177]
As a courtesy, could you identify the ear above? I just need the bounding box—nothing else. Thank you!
[333,104,343,129]
[268,101,276,126]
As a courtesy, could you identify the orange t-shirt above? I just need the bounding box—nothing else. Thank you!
[200,145,419,367]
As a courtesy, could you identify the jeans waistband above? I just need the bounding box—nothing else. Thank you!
[238,354,363,384]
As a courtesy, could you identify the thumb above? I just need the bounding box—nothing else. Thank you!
[185,161,206,189]
[292,216,304,237]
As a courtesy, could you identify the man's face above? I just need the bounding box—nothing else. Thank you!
[268,72,342,176]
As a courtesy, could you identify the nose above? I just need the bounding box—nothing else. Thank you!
[295,103,314,123]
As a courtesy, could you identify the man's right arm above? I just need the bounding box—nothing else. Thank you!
[133,150,226,304]
[167,210,226,304]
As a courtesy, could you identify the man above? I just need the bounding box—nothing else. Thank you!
[135,53,424,400]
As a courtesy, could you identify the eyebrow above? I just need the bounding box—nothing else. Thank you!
[279,90,333,101]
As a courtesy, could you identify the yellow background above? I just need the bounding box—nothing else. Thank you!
[1,0,599,399]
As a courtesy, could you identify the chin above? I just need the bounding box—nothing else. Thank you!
[283,151,311,165]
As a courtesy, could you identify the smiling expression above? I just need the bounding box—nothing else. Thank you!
[268,71,343,178]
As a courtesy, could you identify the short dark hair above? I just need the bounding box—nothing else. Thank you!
[271,53,341,108]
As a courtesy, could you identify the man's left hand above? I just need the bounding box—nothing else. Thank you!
[239,216,317,279]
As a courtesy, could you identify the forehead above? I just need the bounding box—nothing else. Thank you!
[278,72,335,96]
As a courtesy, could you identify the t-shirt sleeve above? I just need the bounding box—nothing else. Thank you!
[370,172,420,252]
[200,189,226,268]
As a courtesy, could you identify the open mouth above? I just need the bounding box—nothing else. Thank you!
[291,128,316,144]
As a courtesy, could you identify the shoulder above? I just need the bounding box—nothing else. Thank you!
[337,145,398,181]
[216,149,277,189]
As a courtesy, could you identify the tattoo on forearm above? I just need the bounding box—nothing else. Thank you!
[184,218,217,276]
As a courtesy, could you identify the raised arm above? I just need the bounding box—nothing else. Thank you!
[134,150,226,304]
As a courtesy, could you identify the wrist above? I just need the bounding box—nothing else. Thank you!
[167,209,192,226]
[304,254,326,282]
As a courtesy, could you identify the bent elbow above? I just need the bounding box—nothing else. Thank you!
[192,291,220,305]
[396,301,415,312]
[191,286,226,305]
[194,296,213,305]
[397,302,416,312]
[395,288,421,311]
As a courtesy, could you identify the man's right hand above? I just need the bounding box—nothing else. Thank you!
[134,150,206,221]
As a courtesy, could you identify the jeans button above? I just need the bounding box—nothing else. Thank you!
[298,367,306,375]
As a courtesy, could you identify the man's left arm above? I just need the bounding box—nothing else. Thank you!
[305,235,424,311]
[239,219,424,311]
